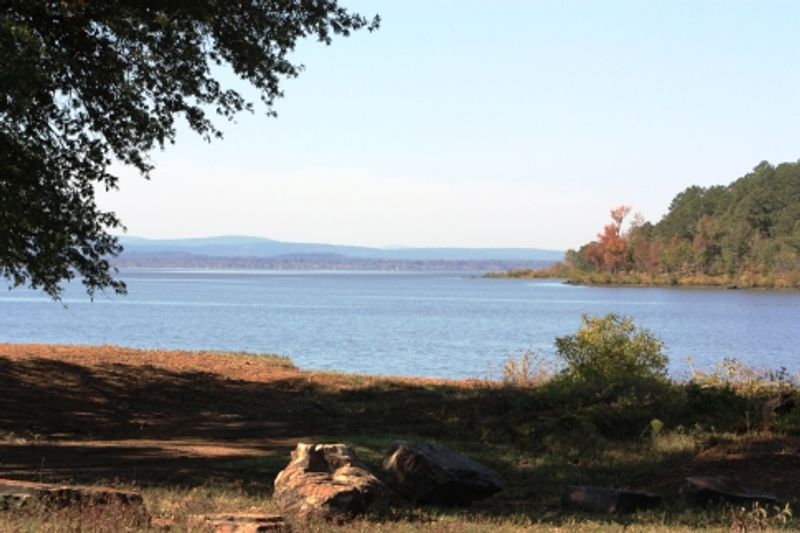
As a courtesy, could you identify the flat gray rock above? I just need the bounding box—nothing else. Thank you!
[382,441,503,506]
[682,476,779,507]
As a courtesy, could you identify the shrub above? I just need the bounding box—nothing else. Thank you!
[556,314,668,386]
[546,315,675,439]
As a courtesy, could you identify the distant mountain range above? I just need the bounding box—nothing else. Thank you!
[115,235,563,271]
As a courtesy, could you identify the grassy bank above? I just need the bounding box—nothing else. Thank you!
[1,343,799,531]
[486,265,800,289]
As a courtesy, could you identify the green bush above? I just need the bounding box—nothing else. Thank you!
[516,315,676,441]
[556,314,668,381]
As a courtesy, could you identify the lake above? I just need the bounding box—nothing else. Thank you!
[1,269,799,379]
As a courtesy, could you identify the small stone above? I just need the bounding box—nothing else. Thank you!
[186,513,285,532]
[682,476,779,507]
[382,441,503,506]
[564,485,662,514]
[149,516,176,530]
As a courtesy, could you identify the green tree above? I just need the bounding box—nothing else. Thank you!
[561,160,800,286]
[1,1,378,298]
[691,215,722,275]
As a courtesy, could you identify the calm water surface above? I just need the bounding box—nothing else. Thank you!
[1,269,798,379]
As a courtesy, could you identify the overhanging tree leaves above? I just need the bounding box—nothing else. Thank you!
[1,1,378,298]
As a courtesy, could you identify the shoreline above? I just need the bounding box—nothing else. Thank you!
[485,271,800,291]
[0,342,475,387]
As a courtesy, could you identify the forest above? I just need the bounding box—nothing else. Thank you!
[504,160,800,288]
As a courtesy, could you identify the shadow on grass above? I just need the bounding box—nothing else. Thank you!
[0,354,797,527]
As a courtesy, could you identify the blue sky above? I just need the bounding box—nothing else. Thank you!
[98,1,800,250]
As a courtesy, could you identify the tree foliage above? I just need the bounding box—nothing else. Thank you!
[556,314,669,408]
[1,1,378,298]
[564,160,800,285]
[556,314,668,381]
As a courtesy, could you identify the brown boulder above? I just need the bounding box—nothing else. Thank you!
[273,443,383,525]
[382,441,503,506]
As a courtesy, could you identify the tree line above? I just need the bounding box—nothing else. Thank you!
[562,160,800,287]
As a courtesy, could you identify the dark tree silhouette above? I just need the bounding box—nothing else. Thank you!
[1,1,378,298]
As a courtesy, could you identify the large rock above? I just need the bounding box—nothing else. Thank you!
[382,441,503,506]
[564,485,662,514]
[273,443,383,525]
[0,478,147,525]
[682,476,779,507]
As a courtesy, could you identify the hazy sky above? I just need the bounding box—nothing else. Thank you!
[98,0,800,250]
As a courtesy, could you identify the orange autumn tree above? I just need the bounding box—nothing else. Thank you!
[627,215,661,273]
[597,205,632,273]
[566,205,653,275]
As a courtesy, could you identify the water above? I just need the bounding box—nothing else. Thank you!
[1,269,799,379]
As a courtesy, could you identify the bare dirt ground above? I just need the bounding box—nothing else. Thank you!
[0,344,458,492]
[688,435,800,498]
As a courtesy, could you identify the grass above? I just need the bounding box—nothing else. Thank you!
[0,343,798,531]
[191,350,297,369]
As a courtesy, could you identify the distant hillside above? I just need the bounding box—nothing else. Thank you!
[118,236,563,262]
[115,236,563,271]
